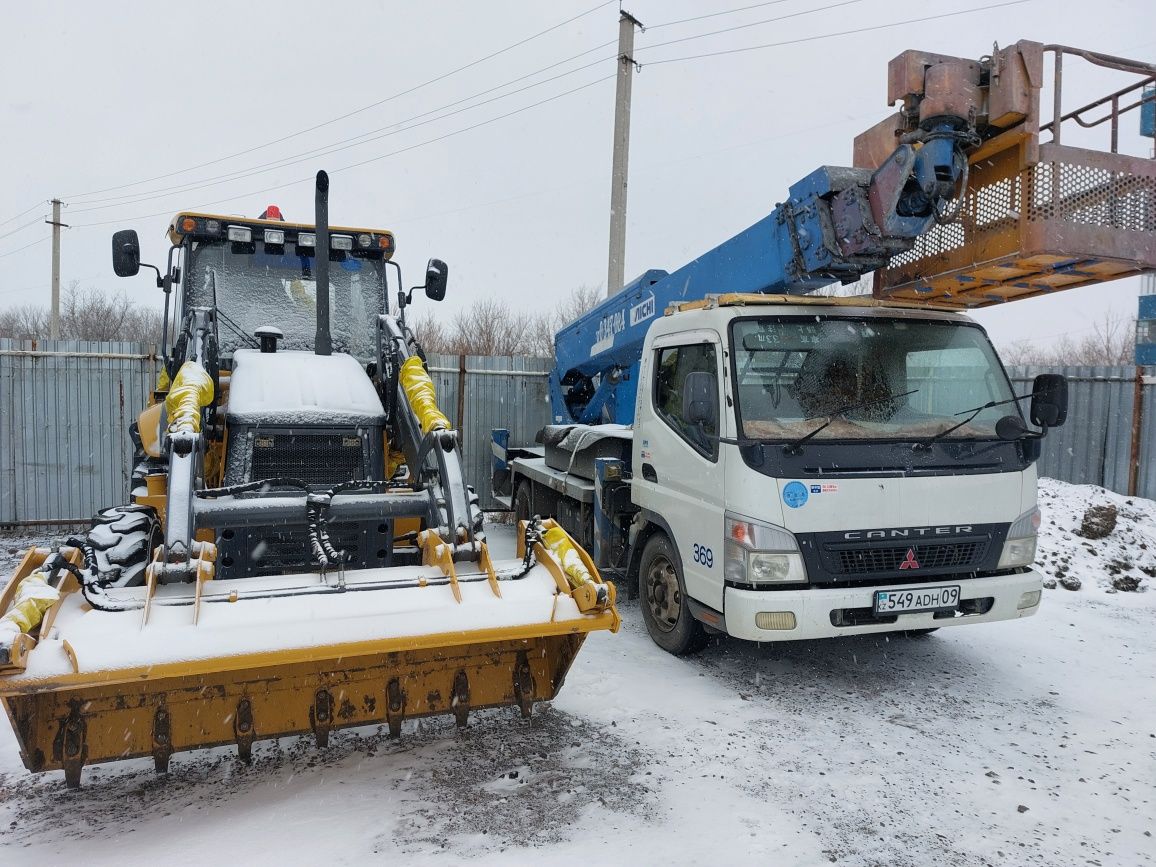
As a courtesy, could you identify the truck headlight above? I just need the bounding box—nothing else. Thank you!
[724,512,807,585]
[998,507,1040,569]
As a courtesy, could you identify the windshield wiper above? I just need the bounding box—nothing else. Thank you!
[782,389,918,454]
[913,391,1035,451]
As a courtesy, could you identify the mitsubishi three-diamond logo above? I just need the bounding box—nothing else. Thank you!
[899,548,921,570]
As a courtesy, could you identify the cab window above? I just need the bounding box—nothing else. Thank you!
[653,343,719,458]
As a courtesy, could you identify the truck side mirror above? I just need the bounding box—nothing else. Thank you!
[682,371,718,429]
[424,258,447,301]
[112,229,141,277]
[1030,373,1068,428]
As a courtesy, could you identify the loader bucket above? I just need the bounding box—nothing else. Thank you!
[0,521,618,787]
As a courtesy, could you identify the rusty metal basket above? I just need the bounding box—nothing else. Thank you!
[875,45,1156,308]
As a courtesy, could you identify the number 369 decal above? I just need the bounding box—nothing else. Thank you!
[692,543,714,568]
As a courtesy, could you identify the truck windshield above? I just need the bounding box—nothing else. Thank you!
[730,317,1017,442]
[183,239,387,358]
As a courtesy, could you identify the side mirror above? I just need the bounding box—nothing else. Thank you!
[424,258,447,301]
[681,371,718,428]
[112,229,141,277]
[995,414,1029,441]
[1030,373,1068,428]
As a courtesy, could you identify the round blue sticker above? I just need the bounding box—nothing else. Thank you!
[782,481,809,509]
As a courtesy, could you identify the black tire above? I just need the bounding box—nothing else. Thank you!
[638,533,708,655]
[513,482,533,525]
[87,504,162,588]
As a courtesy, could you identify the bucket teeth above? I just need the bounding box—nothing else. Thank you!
[152,704,173,774]
[311,689,334,748]
[233,697,255,763]
[451,670,470,728]
[513,651,535,719]
[386,678,406,738]
[53,700,88,789]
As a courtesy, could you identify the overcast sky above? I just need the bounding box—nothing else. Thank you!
[1,0,1153,350]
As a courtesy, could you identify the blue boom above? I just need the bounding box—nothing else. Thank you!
[550,117,977,426]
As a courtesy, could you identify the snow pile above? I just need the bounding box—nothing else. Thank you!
[1036,477,1156,594]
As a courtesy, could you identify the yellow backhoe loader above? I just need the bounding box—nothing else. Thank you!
[0,172,618,787]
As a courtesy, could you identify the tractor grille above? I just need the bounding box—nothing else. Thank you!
[250,433,365,488]
[830,541,986,576]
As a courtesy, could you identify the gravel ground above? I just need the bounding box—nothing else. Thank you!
[1,482,1153,866]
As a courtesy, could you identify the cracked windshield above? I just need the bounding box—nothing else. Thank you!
[186,239,386,357]
[732,317,1017,441]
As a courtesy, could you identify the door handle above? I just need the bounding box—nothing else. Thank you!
[641,463,658,482]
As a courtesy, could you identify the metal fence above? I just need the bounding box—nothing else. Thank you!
[424,353,552,509]
[0,339,160,526]
[1,342,1152,526]
[1007,365,1155,500]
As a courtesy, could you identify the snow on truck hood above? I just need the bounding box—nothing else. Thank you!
[227,349,385,424]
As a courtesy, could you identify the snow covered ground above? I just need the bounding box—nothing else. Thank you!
[1,479,1153,866]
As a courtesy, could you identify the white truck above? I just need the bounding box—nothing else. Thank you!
[494,293,1062,653]
[492,39,1154,654]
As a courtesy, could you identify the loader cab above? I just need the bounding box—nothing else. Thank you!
[166,212,396,361]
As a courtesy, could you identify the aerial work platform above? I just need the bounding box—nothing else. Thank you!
[866,42,1156,307]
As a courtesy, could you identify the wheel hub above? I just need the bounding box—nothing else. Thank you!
[645,555,680,633]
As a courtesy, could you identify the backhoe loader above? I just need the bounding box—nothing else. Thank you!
[0,171,618,787]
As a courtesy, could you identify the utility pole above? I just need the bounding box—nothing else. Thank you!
[606,9,642,297]
[45,199,68,339]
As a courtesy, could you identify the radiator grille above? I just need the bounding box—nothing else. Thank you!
[831,541,985,575]
[250,433,365,488]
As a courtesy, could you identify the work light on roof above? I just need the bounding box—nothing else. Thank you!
[227,225,252,243]
[330,234,353,251]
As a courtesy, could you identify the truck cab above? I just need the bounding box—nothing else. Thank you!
[496,294,1063,653]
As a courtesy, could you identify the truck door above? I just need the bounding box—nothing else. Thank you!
[633,332,726,610]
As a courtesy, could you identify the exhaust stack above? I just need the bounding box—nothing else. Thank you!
[314,170,332,356]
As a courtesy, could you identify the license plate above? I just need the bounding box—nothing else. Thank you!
[874,585,961,614]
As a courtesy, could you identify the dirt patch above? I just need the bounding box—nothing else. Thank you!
[1077,504,1117,539]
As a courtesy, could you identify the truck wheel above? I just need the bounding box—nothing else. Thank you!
[513,483,533,524]
[87,504,161,588]
[639,533,708,655]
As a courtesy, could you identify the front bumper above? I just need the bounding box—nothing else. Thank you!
[722,570,1043,642]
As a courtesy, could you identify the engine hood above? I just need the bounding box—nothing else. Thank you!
[227,349,385,425]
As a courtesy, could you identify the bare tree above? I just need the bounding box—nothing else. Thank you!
[999,313,1138,366]
[411,285,604,358]
[0,284,164,343]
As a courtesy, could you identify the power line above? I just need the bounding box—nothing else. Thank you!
[63,0,861,217]
[639,0,862,53]
[64,0,618,201]
[71,73,617,229]
[0,201,46,229]
[0,235,49,259]
[646,0,796,31]
[0,217,43,242]
[644,1,1033,66]
[68,51,619,214]
[63,0,853,213]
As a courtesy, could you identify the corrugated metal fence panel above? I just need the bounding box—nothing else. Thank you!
[426,353,552,509]
[2,348,1150,523]
[1006,365,1154,499]
[1141,375,1156,500]
[0,339,158,525]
